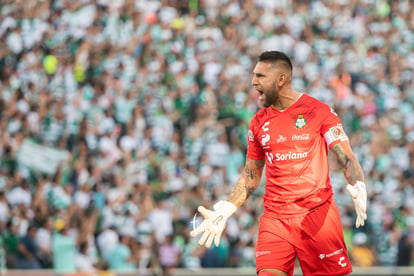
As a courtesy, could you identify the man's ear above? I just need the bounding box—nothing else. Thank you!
[278,73,287,86]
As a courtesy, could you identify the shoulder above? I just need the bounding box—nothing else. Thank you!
[301,94,328,107]
[249,107,273,132]
[300,94,334,113]
[251,107,269,125]
[248,108,270,137]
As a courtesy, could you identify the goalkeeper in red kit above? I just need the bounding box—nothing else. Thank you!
[191,51,367,276]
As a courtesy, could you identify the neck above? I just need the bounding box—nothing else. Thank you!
[272,89,301,111]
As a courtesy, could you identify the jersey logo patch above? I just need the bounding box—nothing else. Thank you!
[261,134,270,146]
[277,135,287,143]
[292,134,310,141]
[324,124,348,146]
[295,114,306,129]
[256,251,271,258]
[338,256,347,267]
[248,130,254,141]
[262,122,269,131]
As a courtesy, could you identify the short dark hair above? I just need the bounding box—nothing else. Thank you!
[258,51,293,72]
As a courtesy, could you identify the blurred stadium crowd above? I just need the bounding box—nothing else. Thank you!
[0,0,413,274]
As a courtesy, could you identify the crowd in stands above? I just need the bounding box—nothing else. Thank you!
[0,0,413,274]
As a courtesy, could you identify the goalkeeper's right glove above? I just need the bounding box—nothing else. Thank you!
[346,181,367,228]
[190,200,237,248]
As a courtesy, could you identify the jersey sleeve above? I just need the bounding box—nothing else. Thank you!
[246,115,265,160]
[320,106,349,148]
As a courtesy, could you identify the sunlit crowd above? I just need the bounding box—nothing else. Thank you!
[0,0,413,274]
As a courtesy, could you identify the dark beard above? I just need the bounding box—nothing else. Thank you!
[263,88,278,108]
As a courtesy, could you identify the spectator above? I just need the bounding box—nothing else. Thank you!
[0,191,9,232]
[148,199,174,244]
[52,217,76,274]
[76,241,97,273]
[396,232,413,266]
[350,232,377,267]
[16,225,41,269]
[158,234,182,276]
[200,247,224,268]
[96,225,118,262]
[107,235,136,273]
[34,217,53,268]
[3,221,18,268]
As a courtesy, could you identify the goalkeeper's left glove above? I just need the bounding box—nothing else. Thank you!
[190,200,237,248]
[346,181,367,228]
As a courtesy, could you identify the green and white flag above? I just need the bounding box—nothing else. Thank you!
[16,139,69,175]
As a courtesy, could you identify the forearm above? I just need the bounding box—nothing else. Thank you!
[331,143,364,184]
[191,159,263,247]
[227,159,264,207]
[343,157,364,185]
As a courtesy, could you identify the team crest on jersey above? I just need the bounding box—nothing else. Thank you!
[295,114,306,129]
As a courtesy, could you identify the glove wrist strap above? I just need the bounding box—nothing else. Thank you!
[214,200,237,218]
[355,181,366,190]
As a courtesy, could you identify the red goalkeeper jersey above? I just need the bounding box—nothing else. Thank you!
[247,93,348,218]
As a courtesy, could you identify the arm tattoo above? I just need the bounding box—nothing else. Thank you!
[246,168,255,180]
[331,143,364,184]
[228,159,265,207]
[331,144,348,165]
[244,165,258,181]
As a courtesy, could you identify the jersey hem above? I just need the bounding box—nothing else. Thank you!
[262,196,332,220]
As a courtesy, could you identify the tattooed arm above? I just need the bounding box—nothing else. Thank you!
[331,139,368,228]
[330,141,364,185]
[227,158,266,207]
[190,157,265,247]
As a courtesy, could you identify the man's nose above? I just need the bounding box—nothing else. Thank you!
[251,76,258,86]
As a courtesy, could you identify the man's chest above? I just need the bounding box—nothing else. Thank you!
[257,112,320,152]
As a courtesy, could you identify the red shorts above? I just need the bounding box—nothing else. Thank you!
[256,198,352,276]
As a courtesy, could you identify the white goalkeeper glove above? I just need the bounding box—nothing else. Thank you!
[346,181,367,228]
[190,200,237,248]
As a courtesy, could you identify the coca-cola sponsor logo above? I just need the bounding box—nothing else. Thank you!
[292,134,310,141]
